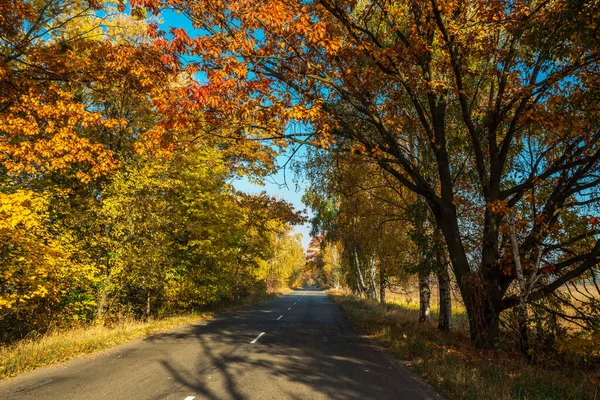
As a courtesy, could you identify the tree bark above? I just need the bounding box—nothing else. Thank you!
[460,275,500,348]
[435,205,502,347]
[369,254,379,300]
[354,248,367,297]
[379,261,386,304]
[96,259,112,322]
[433,226,452,331]
[418,271,431,323]
[96,276,110,322]
[145,290,151,320]
[437,267,452,331]
[510,208,531,361]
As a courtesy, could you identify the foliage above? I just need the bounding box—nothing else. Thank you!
[138,0,600,348]
[302,148,415,298]
[0,0,304,344]
[0,191,97,341]
[95,146,303,317]
[260,226,306,290]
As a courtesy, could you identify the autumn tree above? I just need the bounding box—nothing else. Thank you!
[305,147,451,329]
[140,0,600,348]
[0,191,97,341]
[321,241,344,289]
[0,0,163,338]
[97,145,303,317]
[262,226,305,290]
[302,148,415,302]
[1,1,303,342]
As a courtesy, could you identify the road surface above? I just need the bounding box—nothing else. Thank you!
[0,288,441,400]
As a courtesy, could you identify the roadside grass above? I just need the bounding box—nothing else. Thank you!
[385,291,470,333]
[0,291,285,380]
[329,290,600,400]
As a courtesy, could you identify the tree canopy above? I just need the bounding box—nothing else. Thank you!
[132,0,600,348]
[2,0,600,358]
[0,0,306,343]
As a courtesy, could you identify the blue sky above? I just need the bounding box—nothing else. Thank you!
[160,10,314,250]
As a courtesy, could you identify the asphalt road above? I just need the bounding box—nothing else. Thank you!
[0,288,442,400]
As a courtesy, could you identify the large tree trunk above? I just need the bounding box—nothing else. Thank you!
[460,275,500,348]
[418,271,431,323]
[437,267,452,331]
[435,204,502,348]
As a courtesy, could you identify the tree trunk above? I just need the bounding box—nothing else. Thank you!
[437,267,452,331]
[510,208,531,361]
[369,255,379,300]
[354,280,362,296]
[517,302,530,360]
[96,278,110,322]
[95,260,112,322]
[460,275,500,348]
[145,290,151,320]
[379,262,386,304]
[435,205,502,348]
[354,248,367,297]
[418,271,431,323]
[433,226,452,331]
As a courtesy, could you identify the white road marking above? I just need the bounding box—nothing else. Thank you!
[250,332,266,344]
[277,315,283,320]
[287,307,291,310]
[184,396,196,400]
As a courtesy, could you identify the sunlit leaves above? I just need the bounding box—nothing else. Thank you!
[1,0,300,343]
[0,191,97,340]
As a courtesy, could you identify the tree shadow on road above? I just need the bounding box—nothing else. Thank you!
[145,290,432,400]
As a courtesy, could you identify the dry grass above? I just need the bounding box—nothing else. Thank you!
[0,314,207,380]
[0,291,283,380]
[385,288,470,332]
[329,290,600,400]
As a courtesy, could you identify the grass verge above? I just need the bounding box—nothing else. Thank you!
[0,291,284,380]
[328,290,600,400]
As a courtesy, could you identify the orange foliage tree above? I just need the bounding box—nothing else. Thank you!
[135,0,600,347]
[1,1,305,342]
[0,0,181,339]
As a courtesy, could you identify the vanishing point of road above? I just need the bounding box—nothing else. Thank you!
[0,288,442,400]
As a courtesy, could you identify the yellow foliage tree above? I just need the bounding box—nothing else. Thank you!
[0,191,97,341]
